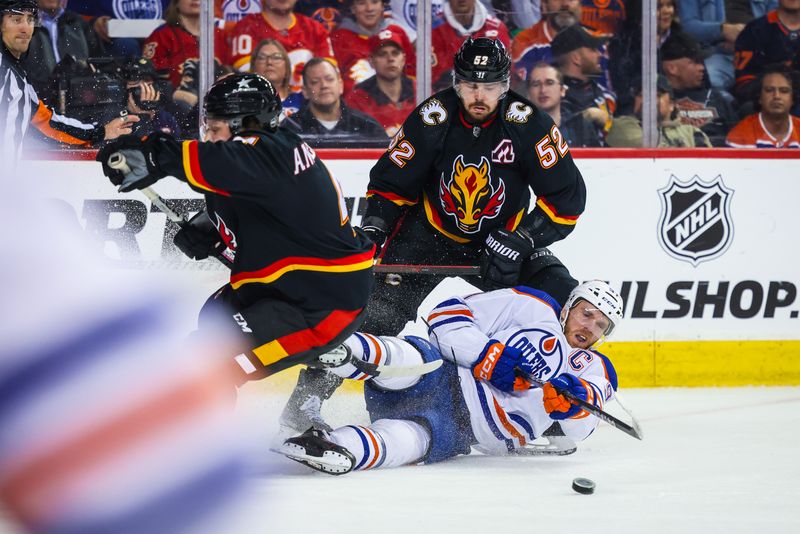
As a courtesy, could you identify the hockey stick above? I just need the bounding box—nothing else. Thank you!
[520,372,643,440]
[349,356,443,379]
[317,343,444,379]
[107,152,234,267]
[613,390,645,440]
[373,264,480,275]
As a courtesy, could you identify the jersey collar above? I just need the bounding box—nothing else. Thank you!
[458,108,498,130]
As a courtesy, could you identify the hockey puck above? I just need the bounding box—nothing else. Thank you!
[572,477,595,495]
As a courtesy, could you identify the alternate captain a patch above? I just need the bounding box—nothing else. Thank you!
[439,155,505,234]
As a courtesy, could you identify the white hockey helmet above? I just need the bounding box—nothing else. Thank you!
[560,280,624,342]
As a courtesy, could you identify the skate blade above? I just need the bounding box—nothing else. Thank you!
[280,443,353,475]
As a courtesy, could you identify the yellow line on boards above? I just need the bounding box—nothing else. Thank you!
[238,340,800,394]
[604,340,800,387]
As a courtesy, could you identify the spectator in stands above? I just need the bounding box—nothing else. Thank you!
[607,75,712,147]
[512,0,583,86]
[726,66,800,147]
[142,0,230,90]
[431,0,511,89]
[676,0,744,89]
[661,30,738,146]
[387,0,445,41]
[551,24,614,135]
[168,57,230,136]
[118,56,181,137]
[68,0,169,57]
[526,61,603,146]
[609,0,683,115]
[216,0,262,29]
[21,0,105,102]
[488,0,541,34]
[345,27,416,136]
[512,0,615,92]
[284,57,387,143]
[332,0,414,94]
[228,0,335,89]
[294,0,343,31]
[580,0,626,34]
[726,0,778,23]
[734,0,800,108]
[251,38,303,117]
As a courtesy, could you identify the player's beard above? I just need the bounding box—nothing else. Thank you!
[549,10,578,31]
[466,101,494,122]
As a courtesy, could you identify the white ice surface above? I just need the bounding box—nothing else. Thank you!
[238,386,800,534]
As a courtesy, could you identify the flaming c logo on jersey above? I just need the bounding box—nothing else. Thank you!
[439,155,505,234]
[213,213,238,251]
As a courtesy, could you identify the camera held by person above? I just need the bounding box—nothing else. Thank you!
[120,57,181,137]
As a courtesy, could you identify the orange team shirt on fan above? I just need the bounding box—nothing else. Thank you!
[229,13,335,89]
[143,24,231,89]
[725,113,800,148]
[331,24,416,94]
[431,18,510,87]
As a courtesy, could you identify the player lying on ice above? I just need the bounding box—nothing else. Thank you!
[277,279,624,475]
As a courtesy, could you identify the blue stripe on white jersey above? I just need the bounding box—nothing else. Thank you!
[427,297,474,335]
[474,381,514,451]
[511,286,562,316]
[508,413,536,440]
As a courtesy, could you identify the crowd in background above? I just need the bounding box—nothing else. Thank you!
[19,0,800,149]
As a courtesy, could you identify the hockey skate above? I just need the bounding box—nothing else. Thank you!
[275,366,344,443]
[513,423,577,456]
[280,427,355,475]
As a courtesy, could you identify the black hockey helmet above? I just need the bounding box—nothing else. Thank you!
[453,37,511,84]
[0,0,38,15]
[204,73,282,133]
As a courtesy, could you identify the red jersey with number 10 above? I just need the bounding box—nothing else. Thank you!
[229,13,335,90]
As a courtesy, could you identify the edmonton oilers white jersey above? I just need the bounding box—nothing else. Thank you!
[426,286,618,454]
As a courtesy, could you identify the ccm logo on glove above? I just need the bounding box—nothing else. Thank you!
[473,342,503,381]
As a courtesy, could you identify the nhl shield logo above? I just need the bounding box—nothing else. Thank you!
[658,175,733,266]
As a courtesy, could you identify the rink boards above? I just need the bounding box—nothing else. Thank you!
[29,148,800,386]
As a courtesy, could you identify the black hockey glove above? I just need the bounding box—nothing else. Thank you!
[174,211,226,261]
[360,216,389,258]
[96,133,170,193]
[480,228,535,290]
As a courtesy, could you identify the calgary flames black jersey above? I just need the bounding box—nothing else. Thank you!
[156,128,375,311]
[365,88,586,248]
